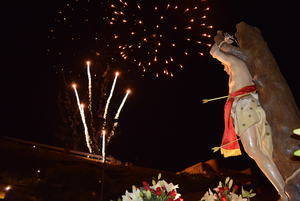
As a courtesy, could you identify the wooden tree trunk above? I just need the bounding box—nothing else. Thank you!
[232,22,300,200]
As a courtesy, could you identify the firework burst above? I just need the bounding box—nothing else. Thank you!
[48,0,213,78]
[107,0,213,77]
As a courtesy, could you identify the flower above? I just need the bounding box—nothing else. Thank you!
[200,177,255,201]
[155,187,163,196]
[142,181,151,191]
[221,196,227,201]
[122,189,143,201]
[168,190,177,197]
[117,174,183,201]
[218,187,225,193]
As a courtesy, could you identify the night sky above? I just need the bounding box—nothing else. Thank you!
[2,1,300,172]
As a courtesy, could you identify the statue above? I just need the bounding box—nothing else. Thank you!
[210,31,289,201]
[180,22,299,200]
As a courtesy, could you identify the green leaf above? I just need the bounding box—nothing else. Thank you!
[242,187,249,197]
[146,190,151,199]
[152,179,156,186]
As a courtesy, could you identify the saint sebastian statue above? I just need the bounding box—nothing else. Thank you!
[210,31,289,201]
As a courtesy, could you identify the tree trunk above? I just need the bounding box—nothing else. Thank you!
[233,22,300,200]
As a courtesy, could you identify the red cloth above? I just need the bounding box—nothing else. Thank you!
[221,85,257,157]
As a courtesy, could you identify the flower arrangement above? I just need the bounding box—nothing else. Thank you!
[116,174,183,201]
[200,177,256,201]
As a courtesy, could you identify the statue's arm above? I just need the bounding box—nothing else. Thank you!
[214,31,248,62]
[210,42,248,71]
[210,43,240,67]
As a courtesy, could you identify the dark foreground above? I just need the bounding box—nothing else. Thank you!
[0,138,277,201]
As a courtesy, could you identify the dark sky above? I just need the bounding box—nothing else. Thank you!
[2,1,300,172]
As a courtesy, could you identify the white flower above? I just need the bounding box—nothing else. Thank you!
[122,190,133,201]
[151,180,179,193]
[164,182,179,193]
[130,188,143,201]
[176,193,182,199]
[151,180,163,189]
[228,179,233,190]
[218,181,222,187]
[231,194,247,201]
[122,188,143,201]
[201,188,217,201]
[225,177,230,185]
[150,179,181,199]
[201,191,215,201]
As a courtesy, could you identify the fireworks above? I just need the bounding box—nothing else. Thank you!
[102,130,106,162]
[108,0,213,77]
[107,89,131,142]
[86,61,92,114]
[72,84,93,153]
[48,0,213,78]
[80,104,93,154]
[115,89,131,120]
[103,72,119,121]
[71,62,131,157]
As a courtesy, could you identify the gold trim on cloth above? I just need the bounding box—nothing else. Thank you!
[221,148,242,158]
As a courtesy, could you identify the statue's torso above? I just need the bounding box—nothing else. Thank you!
[228,61,254,93]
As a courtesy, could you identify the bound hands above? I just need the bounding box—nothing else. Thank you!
[209,31,247,70]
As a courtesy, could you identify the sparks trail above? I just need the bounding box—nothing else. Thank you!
[103,71,119,128]
[86,61,93,115]
[70,62,131,158]
[108,89,131,142]
[101,130,106,163]
[72,84,93,153]
[115,89,131,120]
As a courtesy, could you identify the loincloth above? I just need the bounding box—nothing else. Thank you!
[231,93,273,158]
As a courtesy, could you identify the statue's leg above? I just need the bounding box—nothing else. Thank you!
[240,125,288,201]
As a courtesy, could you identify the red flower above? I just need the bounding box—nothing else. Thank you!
[167,198,174,201]
[233,185,239,191]
[156,187,163,196]
[218,187,225,193]
[174,198,183,201]
[142,181,150,191]
[168,190,177,197]
[224,187,229,191]
[221,196,227,201]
